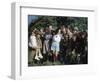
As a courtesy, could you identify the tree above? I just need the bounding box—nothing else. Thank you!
[28,16,88,32]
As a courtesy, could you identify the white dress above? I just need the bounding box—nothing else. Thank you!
[51,34,61,52]
[29,35,37,48]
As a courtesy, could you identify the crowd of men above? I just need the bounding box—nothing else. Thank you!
[28,25,88,66]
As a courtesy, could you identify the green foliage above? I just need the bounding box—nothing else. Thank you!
[28,16,88,32]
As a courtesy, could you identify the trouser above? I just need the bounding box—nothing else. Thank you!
[43,40,50,54]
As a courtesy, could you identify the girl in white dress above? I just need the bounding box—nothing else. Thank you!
[29,30,43,61]
[51,29,62,62]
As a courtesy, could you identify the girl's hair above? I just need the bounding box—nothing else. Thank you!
[51,30,55,35]
[55,28,61,34]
